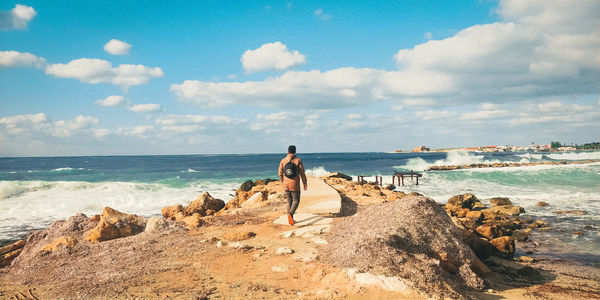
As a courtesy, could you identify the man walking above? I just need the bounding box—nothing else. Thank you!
[278,145,307,226]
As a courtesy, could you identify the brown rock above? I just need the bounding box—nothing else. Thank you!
[446,194,479,213]
[184,192,225,216]
[40,236,78,252]
[458,217,478,230]
[0,240,25,255]
[536,201,549,207]
[85,207,147,242]
[240,191,268,209]
[161,204,183,219]
[490,197,512,207]
[223,231,256,241]
[466,211,484,222]
[490,236,515,258]
[327,172,353,181]
[574,231,584,236]
[553,210,587,215]
[456,208,471,218]
[511,230,530,241]
[182,214,203,229]
[475,225,504,240]
[459,229,495,260]
[237,180,254,194]
[0,240,26,267]
[205,209,216,216]
[472,202,487,210]
[486,205,524,216]
[89,214,101,222]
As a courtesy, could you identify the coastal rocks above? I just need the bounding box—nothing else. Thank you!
[445,193,479,214]
[85,207,147,242]
[536,201,549,207]
[321,196,486,298]
[184,192,225,216]
[0,240,26,267]
[327,172,353,181]
[240,191,268,209]
[490,197,512,207]
[475,224,505,240]
[182,214,203,229]
[553,210,587,215]
[237,180,254,193]
[161,204,184,220]
[485,205,525,216]
[40,236,78,252]
[428,159,600,171]
[145,217,169,233]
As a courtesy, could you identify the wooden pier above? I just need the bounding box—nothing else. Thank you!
[393,171,423,186]
[356,171,423,186]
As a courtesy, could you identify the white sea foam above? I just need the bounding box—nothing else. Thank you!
[0,180,239,241]
[181,168,199,173]
[305,166,331,177]
[547,151,600,161]
[51,167,85,172]
[399,151,501,171]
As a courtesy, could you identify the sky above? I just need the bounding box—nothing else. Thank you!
[0,0,599,156]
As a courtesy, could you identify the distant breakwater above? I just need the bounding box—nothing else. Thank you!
[428,159,600,171]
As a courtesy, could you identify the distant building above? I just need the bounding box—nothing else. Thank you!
[558,146,576,151]
[464,147,480,151]
[482,145,497,152]
[412,146,430,152]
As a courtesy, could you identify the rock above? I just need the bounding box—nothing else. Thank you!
[466,211,484,222]
[85,207,147,242]
[161,204,183,220]
[553,210,587,215]
[0,240,25,256]
[40,236,78,252]
[574,231,584,236]
[240,191,268,209]
[489,197,512,207]
[446,193,479,214]
[276,247,294,255]
[89,214,101,222]
[384,184,396,191]
[458,217,478,230]
[254,178,276,186]
[489,236,515,258]
[237,180,254,193]
[511,230,530,241]
[475,225,505,240]
[271,265,290,272]
[485,205,524,216]
[184,192,225,216]
[459,229,496,260]
[145,217,169,233]
[328,172,353,181]
[472,202,487,210]
[519,256,536,263]
[456,208,471,218]
[0,240,26,267]
[182,214,203,229]
[536,201,549,207]
[223,231,256,241]
[205,209,216,216]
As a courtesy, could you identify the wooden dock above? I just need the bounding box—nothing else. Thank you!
[356,171,423,186]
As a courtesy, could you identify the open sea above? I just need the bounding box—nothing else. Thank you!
[1,151,599,263]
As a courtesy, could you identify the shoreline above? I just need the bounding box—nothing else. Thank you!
[1,173,598,298]
[428,159,600,171]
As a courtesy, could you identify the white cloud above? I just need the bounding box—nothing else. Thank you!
[103,39,132,55]
[314,8,332,21]
[0,51,46,69]
[118,125,154,138]
[129,103,162,113]
[93,128,110,138]
[347,113,362,120]
[0,4,36,30]
[241,42,306,73]
[156,114,233,125]
[415,110,457,121]
[45,58,164,89]
[0,113,105,138]
[95,95,126,107]
[51,116,99,137]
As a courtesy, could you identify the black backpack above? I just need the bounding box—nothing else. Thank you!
[283,156,298,179]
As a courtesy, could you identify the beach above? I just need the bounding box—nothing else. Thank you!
[1,151,599,298]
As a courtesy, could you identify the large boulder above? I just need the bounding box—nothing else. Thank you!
[489,236,515,258]
[490,197,512,207]
[85,207,147,242]
[321,196,486,298]
[485,205,524,216]
[475,224,505,240]
[237,180,254,194]
[161,204,183,220]
[446,194,479,215]
[183,192,225,217]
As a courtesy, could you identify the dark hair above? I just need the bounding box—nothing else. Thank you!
[288,145,296,154]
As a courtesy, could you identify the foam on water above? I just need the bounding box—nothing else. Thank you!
[0,180,239,242]
[399,151,501,171]
[546,151,600,160]
[305,166,331,177]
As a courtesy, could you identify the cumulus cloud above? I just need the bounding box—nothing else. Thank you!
[0,51,46,69]
[45,58,164,89]
[241,42,306,73]
[172,0,599,110]
[95,95,126,107]
[0,4,36,30]
[118,125,154,138]
[128,103,162,113]
[0,113,105,138]
[314,8,332,21]
[103,39,132,55]
[347,113,362,120]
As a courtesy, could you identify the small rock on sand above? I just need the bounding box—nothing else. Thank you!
[276,247,294,255]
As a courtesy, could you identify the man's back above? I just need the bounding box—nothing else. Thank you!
[279,154,307,192]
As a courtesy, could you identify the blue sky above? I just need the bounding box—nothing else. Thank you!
[1,0,599,156]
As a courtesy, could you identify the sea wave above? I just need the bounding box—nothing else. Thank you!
[305,166,331,177]
[51,167,86,172]
[546,151,600,161]
[181,168,199,173]
[397,151,501,171]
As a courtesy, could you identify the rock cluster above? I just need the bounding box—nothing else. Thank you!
[161,192,225,228]
[429,159,600,171]
[219,179,282,213]
[445,194,543,259]
[85,207,147,242]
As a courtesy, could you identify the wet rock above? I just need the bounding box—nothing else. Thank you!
[446,193,479,214]
[475,225,505,240]
[489,236,515,258]
[40,236,78,252]
[184,192,225,216]
[328,172,353,181]
[489,197,512,207]
[553,210,586,215]
[456,208,471,218]
[573,231,584,236]
[466,211,484,222]
[536,201,549,207]
[485,205,524,216]
[511,230,530,241]
[85,207,147,242]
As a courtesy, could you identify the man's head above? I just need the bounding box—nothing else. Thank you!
[288,145,296,154]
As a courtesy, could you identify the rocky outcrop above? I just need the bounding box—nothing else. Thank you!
[85,207,147,242]
[184,193,225,216]
[220,180,282,212]
[322,195,487,298]
[445,193,480,214]
[40,236,78,252]
[161,192,225,228]
[490,197,512,206]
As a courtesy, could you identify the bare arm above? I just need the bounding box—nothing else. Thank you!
[299,160,308,190]
[278,160,284,181]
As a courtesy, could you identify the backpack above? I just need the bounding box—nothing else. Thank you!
[283,156,298,179]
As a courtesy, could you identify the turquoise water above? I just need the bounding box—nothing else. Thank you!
[1,151,599,262]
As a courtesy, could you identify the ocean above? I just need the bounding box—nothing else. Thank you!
[1,151,599,262]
